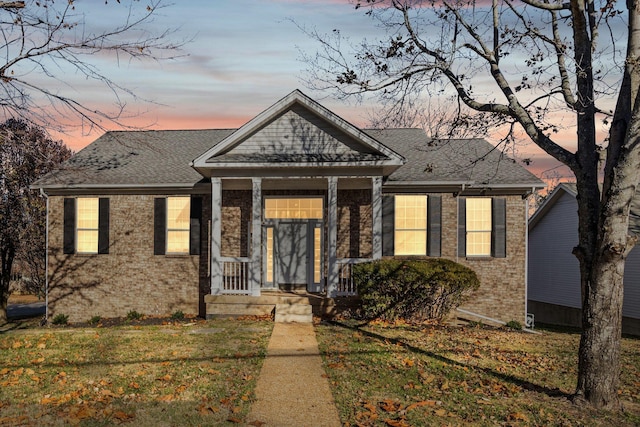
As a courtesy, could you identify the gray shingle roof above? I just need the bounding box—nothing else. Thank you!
[365,129,542,186]
[34,129,235,187]
[34,127,543,189]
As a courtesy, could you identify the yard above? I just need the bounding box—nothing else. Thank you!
[1,316,639,426]
[0,318,273,426]
[316,320,640,426]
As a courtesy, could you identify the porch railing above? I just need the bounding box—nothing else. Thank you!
[336,258,371,296]
[221,257,251,294]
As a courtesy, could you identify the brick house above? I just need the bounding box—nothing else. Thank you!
[34,90,544,323]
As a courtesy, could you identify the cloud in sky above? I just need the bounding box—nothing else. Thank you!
[29,0,621,186]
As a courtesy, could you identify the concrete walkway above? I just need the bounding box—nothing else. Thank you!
[247,322,342,427]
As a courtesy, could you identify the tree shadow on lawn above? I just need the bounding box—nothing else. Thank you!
[325,319,572,400]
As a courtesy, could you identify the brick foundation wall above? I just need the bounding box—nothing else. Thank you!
[48,195,204,323]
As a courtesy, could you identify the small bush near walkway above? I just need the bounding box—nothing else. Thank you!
[354,258,480,322]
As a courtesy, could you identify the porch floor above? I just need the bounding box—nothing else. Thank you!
[204,291,359,320]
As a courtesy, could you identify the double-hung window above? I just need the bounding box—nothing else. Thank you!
[76,198,99,254]
[382,194,441,257]
[458,197,507,258]
[63,197,109,255]
[394,195,428,256]
[154,196,201,256]
[465,198,492,256]
[166,196,190,254]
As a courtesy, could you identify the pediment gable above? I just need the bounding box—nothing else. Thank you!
[192,90,404,173]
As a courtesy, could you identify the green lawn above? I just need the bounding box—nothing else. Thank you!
[316,320,640,427]
[0,319,273,426]
[2,317,639,426]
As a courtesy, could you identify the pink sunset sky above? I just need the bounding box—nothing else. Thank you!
[26,0,602,183]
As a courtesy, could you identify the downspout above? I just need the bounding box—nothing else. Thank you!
[524,195,529,327]
[40,188,49,322]
[455,184,466,263]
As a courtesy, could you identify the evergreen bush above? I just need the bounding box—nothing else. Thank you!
[353,257,480,322]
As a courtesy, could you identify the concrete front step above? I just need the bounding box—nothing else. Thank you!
[275,303,313,323]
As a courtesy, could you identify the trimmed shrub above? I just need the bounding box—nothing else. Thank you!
[51,313,69,325]
[170,310,185,320]
[126,310,143,321]
[353,257,480,322]
[88,315,102,326]
[505,320,523,330]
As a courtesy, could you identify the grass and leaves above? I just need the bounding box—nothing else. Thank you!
[317,320,640,426]
[0,318,273,426]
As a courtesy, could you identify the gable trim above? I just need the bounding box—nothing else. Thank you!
[192,89,405,171]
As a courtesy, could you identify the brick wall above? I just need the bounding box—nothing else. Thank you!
[438,194,527,323]
[48,190,528,324]
[337,189,373,259]
[48,195,204,323]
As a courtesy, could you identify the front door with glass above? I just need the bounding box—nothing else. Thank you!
[263,198,324,292]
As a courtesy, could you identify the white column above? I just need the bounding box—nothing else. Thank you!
[372,176,383,259]
[250,178,262,296]
[210,178,222,294]
[327,176,338,297]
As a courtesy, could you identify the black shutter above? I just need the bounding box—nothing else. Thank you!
[427,195,442,257]
[491,197,507,258]
[190,196,202,255]
[63,198,76,254]
[382,195,395,256]
[98,198,110,254]
[154,198,166,255]
[457,197,466,257]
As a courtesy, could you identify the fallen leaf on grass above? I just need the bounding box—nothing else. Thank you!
[248,421,266,427]
[385,418,410,427]
[402,358,414,367]
[406,400,439,411]
[379,399,403,413]
[197,403,220,415]
[113,411,135,422]
[227,417,242,423]
[507,412,529,421]
[434,408,447,416]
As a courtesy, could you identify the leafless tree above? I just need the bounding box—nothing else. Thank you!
[301,0,638,410]
[0,118,71,322]
[0,0,182,135]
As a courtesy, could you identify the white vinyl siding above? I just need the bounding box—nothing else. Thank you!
[528,191,582,308]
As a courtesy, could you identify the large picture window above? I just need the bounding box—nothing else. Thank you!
[394,195,427,255]
[76,198,99,254]
[166,197,190,254]
[466,198,492,256]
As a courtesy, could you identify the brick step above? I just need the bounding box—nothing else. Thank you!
[275,303,313,323]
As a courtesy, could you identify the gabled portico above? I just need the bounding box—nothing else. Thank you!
[192,90,404,299]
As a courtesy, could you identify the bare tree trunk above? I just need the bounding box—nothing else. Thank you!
[0,245,14,323]
[577,257,625,408]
